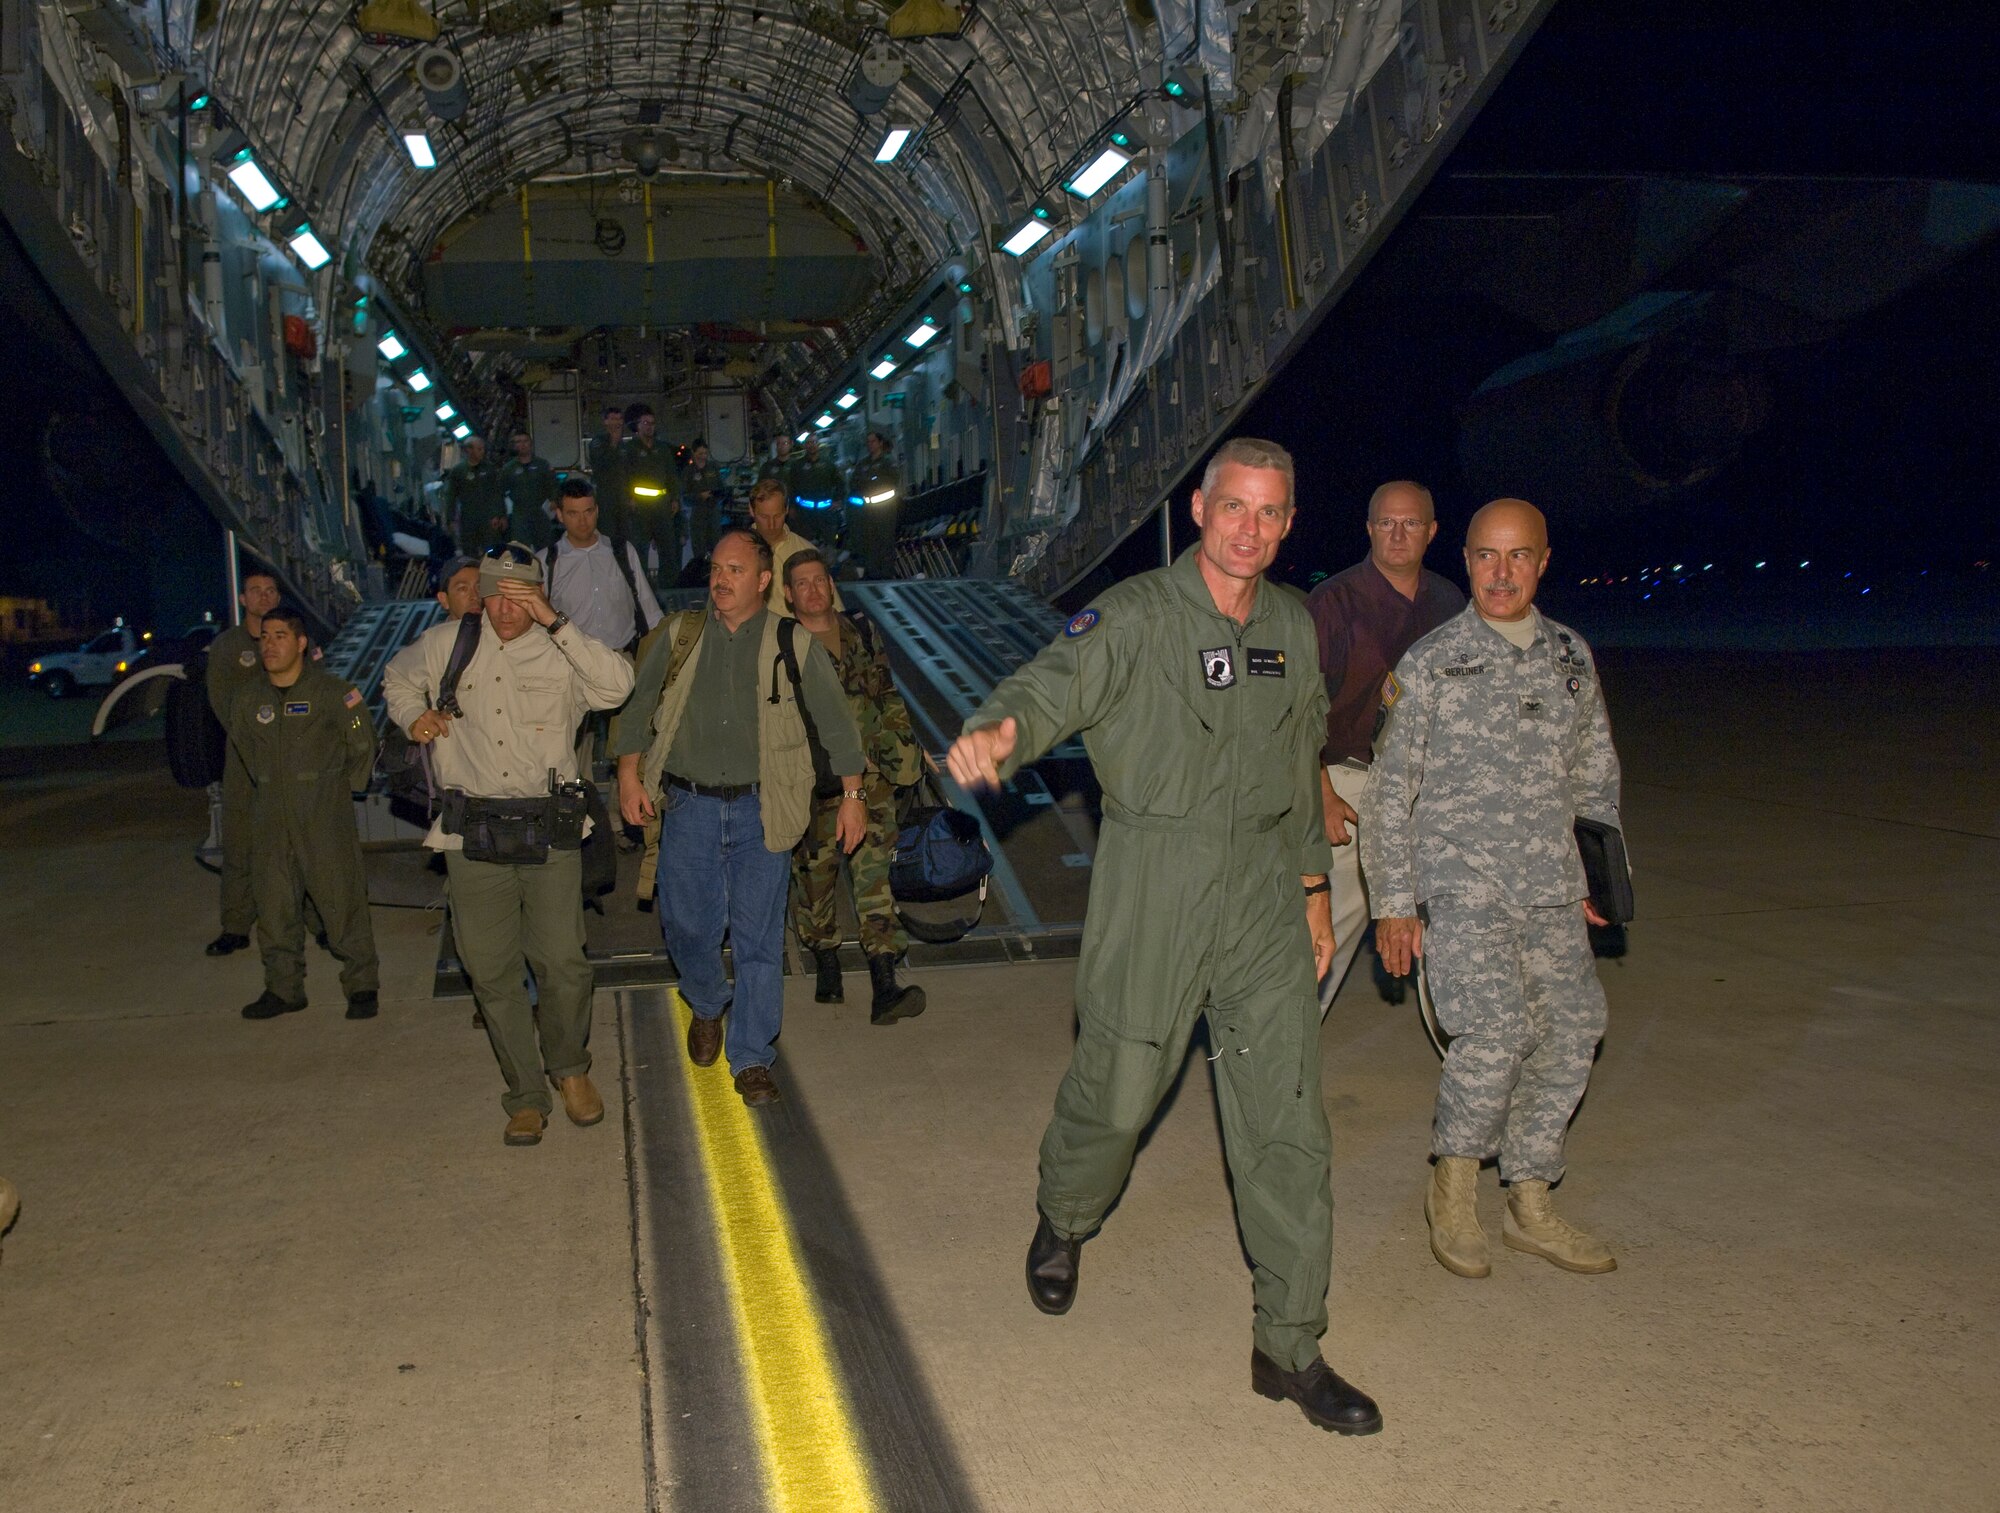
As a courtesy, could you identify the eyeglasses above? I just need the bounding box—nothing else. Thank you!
[1369,518,1428,536]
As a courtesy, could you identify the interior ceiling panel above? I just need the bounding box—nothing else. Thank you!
[166,0,1155,316]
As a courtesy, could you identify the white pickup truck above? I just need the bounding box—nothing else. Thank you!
[26,624,144,699]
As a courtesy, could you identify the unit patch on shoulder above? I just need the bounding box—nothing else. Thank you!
[284,701,310,716]
[1064,609,1100,638]
[344,687,364,708]
[1567,676,1582,695]
[238,649,257,667]
[1200,647,1236,689]
[1246,648,1286,677]
[1381,670,1402,709]
[255,704,275,724]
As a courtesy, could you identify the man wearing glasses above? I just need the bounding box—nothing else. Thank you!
[1303,481,1463,1016]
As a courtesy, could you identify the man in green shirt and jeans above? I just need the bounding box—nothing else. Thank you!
[614,528,866,1106]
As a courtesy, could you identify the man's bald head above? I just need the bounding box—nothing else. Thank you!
[1365,480,1440,581]
[1463,497,1552,622]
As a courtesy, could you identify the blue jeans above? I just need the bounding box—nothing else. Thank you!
[657,785,791,1071]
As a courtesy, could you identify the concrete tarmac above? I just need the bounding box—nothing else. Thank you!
[2,649,1996,1511]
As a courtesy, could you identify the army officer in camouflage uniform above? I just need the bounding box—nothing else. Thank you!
[226,606,380,1020]
[780,548,926,1023]
[1362,498,1622,1279]
[948,437,1381,1437]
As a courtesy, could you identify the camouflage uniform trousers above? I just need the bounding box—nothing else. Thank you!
[1425,894,1607,1183]
[789,774,904,957]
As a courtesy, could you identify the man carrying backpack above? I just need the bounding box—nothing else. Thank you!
[778,548,925,1023]
[612,528,865,1107]
[538,478,663,655]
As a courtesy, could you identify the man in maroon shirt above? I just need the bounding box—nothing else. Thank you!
[1305,481,1464,1015]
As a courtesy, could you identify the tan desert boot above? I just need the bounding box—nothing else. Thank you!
[503,1108,547,1146]
[557,1074,605,1127]
[1425,1156,1490,1278]
[1504,1180,1616,1273]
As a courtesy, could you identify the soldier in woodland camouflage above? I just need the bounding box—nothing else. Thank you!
[780,548,927,1024]
[1361,498,1623,1279]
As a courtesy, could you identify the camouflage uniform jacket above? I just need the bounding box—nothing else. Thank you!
[1361,605,1621,918]
[816,614,921,786]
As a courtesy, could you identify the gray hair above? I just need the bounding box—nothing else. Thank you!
[1200,437,1295,507]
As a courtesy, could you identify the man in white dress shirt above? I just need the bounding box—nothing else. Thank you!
[539,477,664,655]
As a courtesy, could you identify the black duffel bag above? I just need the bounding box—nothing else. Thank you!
[890,778,994,944]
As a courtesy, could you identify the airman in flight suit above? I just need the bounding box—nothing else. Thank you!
[949,437,1382,1437]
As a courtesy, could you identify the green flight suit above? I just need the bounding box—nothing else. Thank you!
[501,455,560,548]
[445,457,510,557]
[206,623,265,936]
[588,434,629,541]
[789,456,845,549]
[226,663,380,1006]
[682,460,726,563]
[968,546,1336,1371]
[846,457,902,578]
[620,438,682,579]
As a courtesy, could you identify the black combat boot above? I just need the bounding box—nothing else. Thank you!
[1251,1349,1383,1435]
[1026,1212,1082,1315]
[205,932,251,957]
[241,991,306,1020]
[867,954,925,1024]
[813,948,844,1003]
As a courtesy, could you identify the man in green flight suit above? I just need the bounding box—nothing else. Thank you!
[587,405,628,541]
[788,436,845,551]
[445,435,510,558]
[204,565,281,957]
[500,428,560,549]
[681,439,726,565]
[947,436,1382,1437]
[226,605,381,1021]
[619,404,681,581]
[846,430,902,579]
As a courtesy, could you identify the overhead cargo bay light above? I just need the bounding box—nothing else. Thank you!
[1000,217,1053,257]
[434,402,456,421]
[814,412,836,429]
[376,331,407,360]
[452,422,471,440]
[795,430,810,443]
[211,126,282,213]
[874,125,912,163]
[274,207,329,269]
[869,355,899,380]
[903,317,941,349]
[1064,144,1132,199]
[406,369,433,393]
[402,131,436,170]
[835,389,860,410]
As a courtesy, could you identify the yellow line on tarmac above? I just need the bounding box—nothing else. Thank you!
[670,990,880,1513]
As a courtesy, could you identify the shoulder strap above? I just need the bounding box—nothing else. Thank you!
[774,617,837,792]
[611,538,649,647]
[435,612,482,716]
[664,607,706,690]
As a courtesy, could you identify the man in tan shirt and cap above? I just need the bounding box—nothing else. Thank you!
[384,543,635,1145]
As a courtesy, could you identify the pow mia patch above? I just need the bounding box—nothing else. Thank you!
[255,704,275,725]
[284,701,310,716]
[238,650,257,668]
[1200,647,1236,689]
[1246,648,1286,677]
[1064,609,1099,638]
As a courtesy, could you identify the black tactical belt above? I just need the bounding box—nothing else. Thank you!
[664,771,760,803]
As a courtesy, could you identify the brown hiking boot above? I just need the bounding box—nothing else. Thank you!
[503,1108,547,1146]
[686,1011,723,1067]
[733,1064,782,1106]
[557,1074,604,1127]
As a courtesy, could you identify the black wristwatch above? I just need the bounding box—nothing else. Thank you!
[546,611,570,635]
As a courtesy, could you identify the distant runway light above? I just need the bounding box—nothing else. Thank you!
[1754,561,1766,569]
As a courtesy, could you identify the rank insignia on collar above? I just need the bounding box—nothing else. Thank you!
[1064,608,1099,638]
[255,704,275,724]
[1200,646,1235,689]
[239,650,257,667]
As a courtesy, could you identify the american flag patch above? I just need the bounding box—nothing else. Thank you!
[344,687,363,708]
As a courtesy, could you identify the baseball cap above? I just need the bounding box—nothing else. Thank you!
[478,541,545,597]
